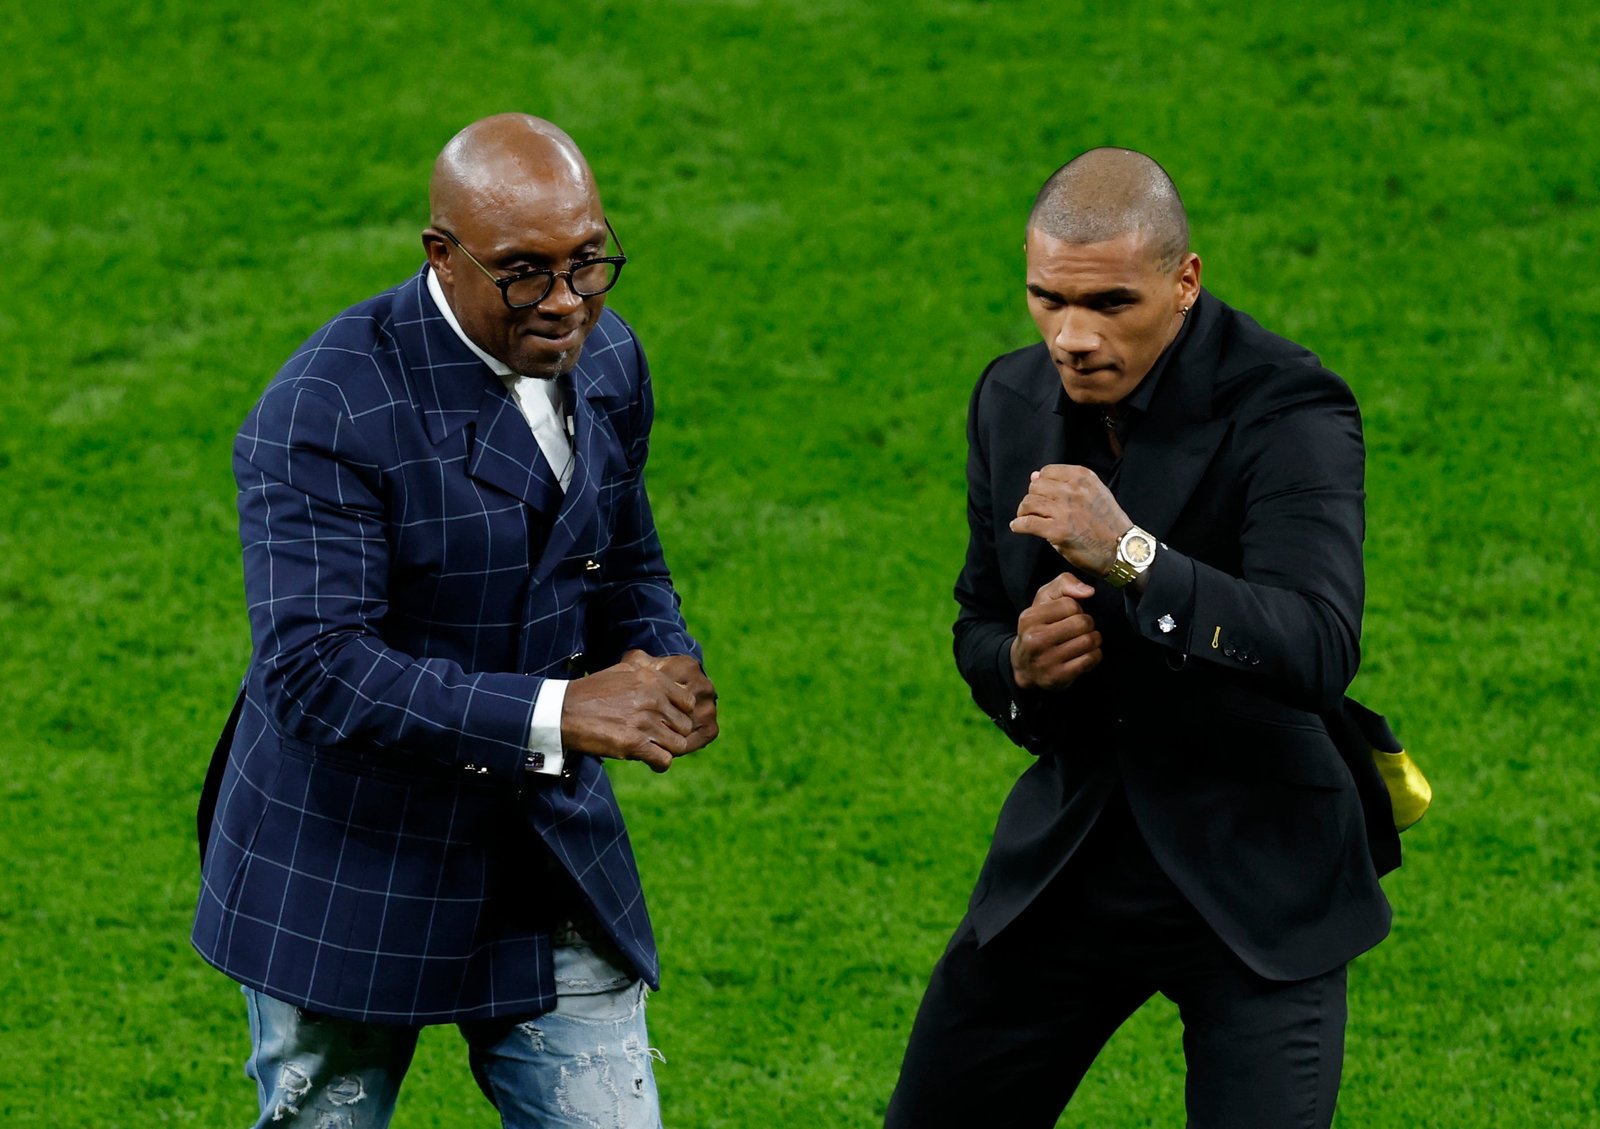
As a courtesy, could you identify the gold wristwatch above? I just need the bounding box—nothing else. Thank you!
[1105,524,1158,588]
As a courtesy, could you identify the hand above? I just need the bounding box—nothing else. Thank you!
[561,660,700,773]
[1010,573,1103,691]
[1009,464,1132,577]
[622,650,719,754]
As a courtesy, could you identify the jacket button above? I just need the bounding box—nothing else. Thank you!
[1223,644,1236,658]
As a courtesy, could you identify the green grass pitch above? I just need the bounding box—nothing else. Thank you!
[2,1,1596,1125]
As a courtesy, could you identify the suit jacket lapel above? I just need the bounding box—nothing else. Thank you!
[391,268,565,515]
[467,388,564,516]
[1116,414,1230,540]
[1114,294,1231,540]
[528,362,607,585]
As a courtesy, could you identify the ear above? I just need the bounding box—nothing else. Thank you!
[421,228,453,285]
[1176,252,1202,308]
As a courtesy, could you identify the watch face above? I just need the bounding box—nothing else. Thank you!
[1124,535,1155,565]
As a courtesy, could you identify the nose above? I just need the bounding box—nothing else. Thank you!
[1053,307,1099,357]
[536,272,584,315]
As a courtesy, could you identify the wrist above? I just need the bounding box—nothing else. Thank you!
[1009,635,1034,690]
[528,679,573,778]
[1104,524,1159,588]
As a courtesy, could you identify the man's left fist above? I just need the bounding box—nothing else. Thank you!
[622,650,719,754]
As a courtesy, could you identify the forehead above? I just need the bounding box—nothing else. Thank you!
[1025,229,1164,294]
[458,176,606,259]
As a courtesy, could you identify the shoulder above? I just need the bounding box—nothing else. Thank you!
[267,281,413,410]
[245,280,414,445]
[1203,296,1357,423]
[973,341,1055,416]
[572,308,648,403]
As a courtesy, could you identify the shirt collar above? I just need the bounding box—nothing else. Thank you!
[426,267,513,378]
[1120,297,1197,417]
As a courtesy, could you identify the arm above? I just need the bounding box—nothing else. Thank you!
[1129,376,1365,712]
[953,368,1101,752]
[237,381,542,785]
[586,329,702,666]
[1014,366,1365,714]
[240,380,700,782]
[574,327,718,755]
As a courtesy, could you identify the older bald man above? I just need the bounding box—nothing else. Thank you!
[194,114,715,1128]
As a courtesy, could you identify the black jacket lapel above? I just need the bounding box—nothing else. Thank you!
[1114,294,1231,540]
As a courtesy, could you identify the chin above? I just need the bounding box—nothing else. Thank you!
[1061,379,1114,405]
[513,350,577,380]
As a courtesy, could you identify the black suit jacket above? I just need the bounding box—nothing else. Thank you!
[954,290,1391,982]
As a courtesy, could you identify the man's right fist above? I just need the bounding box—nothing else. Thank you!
[560,661,701,773]
[1010,573,1103,692]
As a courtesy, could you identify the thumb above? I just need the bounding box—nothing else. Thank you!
[1043,571,1096,601]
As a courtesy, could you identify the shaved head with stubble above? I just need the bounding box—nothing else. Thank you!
[1029,147,1190,271]
[423,114,615,380]
[1023,147,1202,406]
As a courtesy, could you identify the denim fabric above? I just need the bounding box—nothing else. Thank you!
[243,941,661,1128]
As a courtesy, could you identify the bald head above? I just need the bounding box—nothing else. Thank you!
[1029,148,1189,273]
[429,113,597,233]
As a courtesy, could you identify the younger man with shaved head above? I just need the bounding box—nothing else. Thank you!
[195,114,715,1128]
[886,148,1395,1127]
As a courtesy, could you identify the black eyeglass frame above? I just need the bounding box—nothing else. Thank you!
[438,219,627,310]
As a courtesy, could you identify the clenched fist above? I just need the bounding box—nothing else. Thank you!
[1009,464,1133,577]
[1010,572,1103,692]
[623,650,719,753]
[561,653,718,773]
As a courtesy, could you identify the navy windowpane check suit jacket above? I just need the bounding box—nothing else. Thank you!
[192,267,699,1025]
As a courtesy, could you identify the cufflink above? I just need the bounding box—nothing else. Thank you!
[526,750,576,780]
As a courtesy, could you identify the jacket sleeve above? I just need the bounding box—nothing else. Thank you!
[1129,364,1365,713]
[952,364,1058,754]
[584,326,702,667]
[237,380,543,786]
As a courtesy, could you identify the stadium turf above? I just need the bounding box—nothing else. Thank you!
[2,2,1595,1124]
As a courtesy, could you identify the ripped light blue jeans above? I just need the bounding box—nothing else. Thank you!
[242,939,663,1128]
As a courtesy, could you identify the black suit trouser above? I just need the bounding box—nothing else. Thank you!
[885,787,1347,1129]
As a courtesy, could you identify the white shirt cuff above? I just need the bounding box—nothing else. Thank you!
[526,679,569,776]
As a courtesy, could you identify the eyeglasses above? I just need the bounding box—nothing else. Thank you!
[438,219,627,309]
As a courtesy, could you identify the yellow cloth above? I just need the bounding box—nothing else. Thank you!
[1374,748,1431,831]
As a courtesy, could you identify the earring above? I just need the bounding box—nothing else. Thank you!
[1180,306,1191,318]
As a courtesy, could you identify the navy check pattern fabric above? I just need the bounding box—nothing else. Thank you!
[193,267,699,1024]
